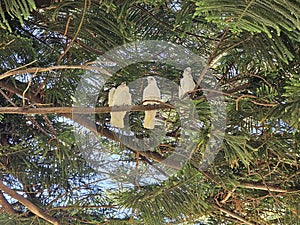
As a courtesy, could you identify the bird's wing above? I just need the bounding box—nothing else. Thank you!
[109,84,131,128]
[184,77,196,91]
[110,111,126,128]
[122,85,132,105]
[108,87,116,106]
[112,84,131,106]
[142,78,161,129]
[178,85,184,98]
[144,111,156,129]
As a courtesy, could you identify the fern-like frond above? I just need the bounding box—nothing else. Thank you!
[119,166,209,224]
[268,72,300,129]
[194,0,300,40]
[0,0,36,31]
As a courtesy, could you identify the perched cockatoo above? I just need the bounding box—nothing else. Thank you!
[108,82,131,128]
[178,67,195,98]
[143,76,161,129]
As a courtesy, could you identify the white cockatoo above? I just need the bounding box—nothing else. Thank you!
[143,76,161,129]
[178,67,195,98]
[108,82,131,128]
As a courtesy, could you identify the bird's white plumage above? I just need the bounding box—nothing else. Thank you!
[178,67,195,98]
[108,87,116,107]
[143,76,161,129]
[108,83,131,128]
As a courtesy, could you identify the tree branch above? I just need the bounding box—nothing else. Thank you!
[220,188,236,204]
[194,28,229,91]
[48,205,117,211]
[0,191,17,215]
[239,182,288,193]
[0,65,112,80]
[0,104,174,114]
[0,180,61,225]
[0,80,181,170]
[57,0,88,63]
[71,114,182,170]
[0,81,42,103]
[213,204,255,225]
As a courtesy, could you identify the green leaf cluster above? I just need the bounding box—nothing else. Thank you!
[0,0,36,31]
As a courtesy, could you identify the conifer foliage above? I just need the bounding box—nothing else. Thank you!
[0,0,299,224]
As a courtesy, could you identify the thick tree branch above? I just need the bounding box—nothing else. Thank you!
[0,80,181,170]
[71,114,182,170]
[0,191,17,215]
[0,104,174,114]
[0,81,42,103]
[0,180,61,225]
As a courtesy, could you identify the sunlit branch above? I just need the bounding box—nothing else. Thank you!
[0,65,112,80]
[0,104,175,115]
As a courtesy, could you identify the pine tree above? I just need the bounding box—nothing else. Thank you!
[0,0,299,224]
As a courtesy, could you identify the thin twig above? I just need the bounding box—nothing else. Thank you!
[0,81,42,103]
[48,205,117,211]
[235,94,277,110]
[0,39,15,48]
[213,204,255,225]
[239,183,288,193]
[43,115,57,135]
[4,60,37,74]
[22,68,38,106]
[63,15,72,36]
[235,94,256,110]
[57,0,88,63]
[0,65,112,80]
[250,100,277,107]
[220,188,236,204]
[246,72,272,87]
[135,151,140,187]
[194,28,229,92]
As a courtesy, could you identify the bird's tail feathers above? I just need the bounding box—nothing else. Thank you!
[143,110,157,129]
